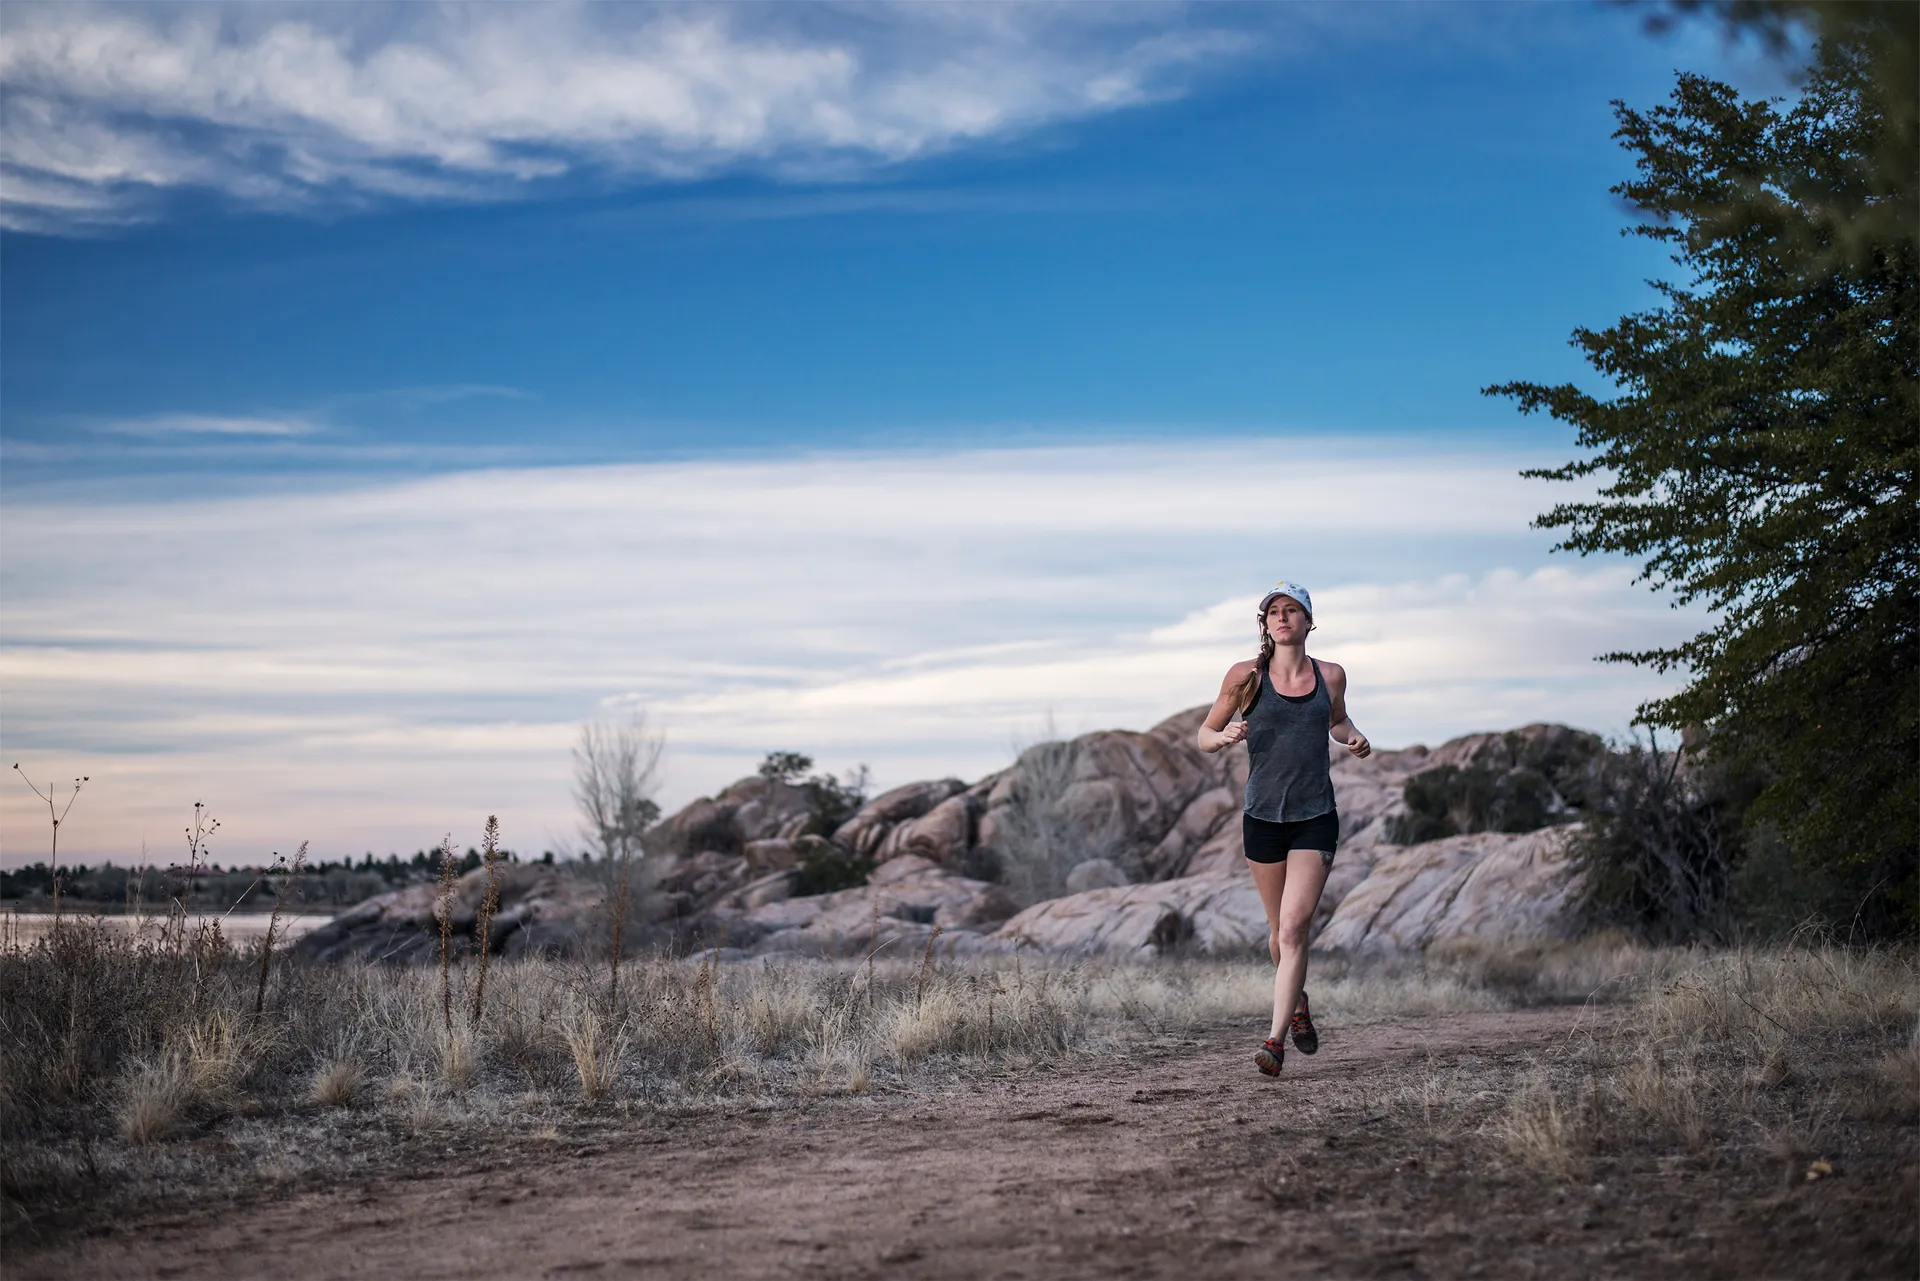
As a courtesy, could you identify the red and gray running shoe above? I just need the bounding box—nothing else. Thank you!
[1290,989,1319,1055]
[1254,1036,1286,1077]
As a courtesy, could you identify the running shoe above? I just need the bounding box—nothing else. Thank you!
[1254,1036,1286,1077]
[1290,989,1319,1055]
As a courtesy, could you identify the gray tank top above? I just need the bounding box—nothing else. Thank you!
[1242,659,1336,823]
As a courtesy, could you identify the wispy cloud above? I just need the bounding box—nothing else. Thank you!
[93,413,320,438]
[0,439,1704,863]
[0,3,1263,233]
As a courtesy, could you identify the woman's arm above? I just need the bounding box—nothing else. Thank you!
[1197,660,1257,753]
[1321,661,1372,759]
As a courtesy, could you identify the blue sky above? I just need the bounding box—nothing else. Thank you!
[0,3,1789,864]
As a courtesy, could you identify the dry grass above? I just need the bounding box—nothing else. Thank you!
[3,920,1912,1242]
[116,1056,193,1144]
[561,1003,624,1100]
[1480,943,1920,1180]
[1489,1071,1589,1181]
[309,1058,362,1109]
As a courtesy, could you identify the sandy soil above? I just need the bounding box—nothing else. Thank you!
[13,1007,1915,1281]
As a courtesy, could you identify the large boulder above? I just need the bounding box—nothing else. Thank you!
[994,872,1269,958]
[871,792,977,867]
[645,775,812,859]
[833,779,968,859]
[1314,826,1585,956]
[976,710,1241,876]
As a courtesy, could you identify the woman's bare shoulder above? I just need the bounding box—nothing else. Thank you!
[1219,658,1259,689]
[1315,657,1349,685]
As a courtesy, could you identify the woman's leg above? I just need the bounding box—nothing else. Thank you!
[1252,848,1329,1041]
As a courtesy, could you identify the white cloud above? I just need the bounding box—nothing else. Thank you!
[0,3,1260,231]
[95,413,318,437]
[0,438,1705,865]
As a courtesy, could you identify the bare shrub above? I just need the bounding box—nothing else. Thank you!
[1569,733,1751,942]
[1486,942,1920,1180]
[574,713,665,996]
[993,739,1122,906]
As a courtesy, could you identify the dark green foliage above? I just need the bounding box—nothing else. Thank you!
[1387,728,1609,844]
[757,751,814,784]
[790,837,873,897]
[750,754,872,892]
[1486,19,1918,930]
[759,752,869,839]
[1570,736,1761,942]
[1391,766,1562,844]
[799,766,870,839]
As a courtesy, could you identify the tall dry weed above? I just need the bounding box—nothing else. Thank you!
[561,1003,627,1101]
[1488,1072,1589,1181]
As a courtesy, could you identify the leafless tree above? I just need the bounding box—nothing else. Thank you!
[574,713,665,866]
[573,713,665,993]
[993,737,1123,907]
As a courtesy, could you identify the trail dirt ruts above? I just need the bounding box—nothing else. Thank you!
[15,1008,1913,1280]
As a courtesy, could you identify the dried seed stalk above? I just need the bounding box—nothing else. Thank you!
[253,842,306,1018]
[471,816,502,1024]
[916,924,945,1013]
[436,834,457,1035]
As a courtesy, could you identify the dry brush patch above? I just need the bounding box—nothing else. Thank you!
[1,922,1909,1256]
[1480,944,1920,1184]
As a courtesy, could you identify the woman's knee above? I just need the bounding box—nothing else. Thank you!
[1277,919,1310,951]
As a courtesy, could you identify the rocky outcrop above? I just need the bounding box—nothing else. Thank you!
[1064,858,1129,894]
[833,779,969,859]
[308,714,1606,965]
[1315,826,1585,956]
[297,863,604,963]
[646,775,812,859]
[995,872,1267,957]
[708,856,1019,958]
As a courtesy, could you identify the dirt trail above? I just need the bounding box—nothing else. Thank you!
[16,1007,1912,1281]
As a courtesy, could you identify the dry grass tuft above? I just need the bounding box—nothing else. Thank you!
[1488,1072,1588,1181]
[117,1055,193,1144]
[562,1004,625,1101]
[434,1021,476,1094]
[309,1058,363,1108]
[1861,1019,1920,1122]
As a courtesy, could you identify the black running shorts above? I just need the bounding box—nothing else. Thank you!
[1242,810,1338,867]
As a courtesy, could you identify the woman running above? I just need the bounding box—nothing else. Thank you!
[1197,581,1370,1077]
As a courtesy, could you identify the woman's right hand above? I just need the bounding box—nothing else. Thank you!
[1199,720,1248,752]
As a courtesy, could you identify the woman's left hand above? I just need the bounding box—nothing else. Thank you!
[1345,732,1371,759]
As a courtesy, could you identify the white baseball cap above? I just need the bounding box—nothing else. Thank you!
[1258,581,1313,619]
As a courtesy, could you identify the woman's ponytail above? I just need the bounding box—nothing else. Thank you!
[1226,626,1274,715]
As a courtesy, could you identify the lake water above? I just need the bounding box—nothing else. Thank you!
[1,909,333,950]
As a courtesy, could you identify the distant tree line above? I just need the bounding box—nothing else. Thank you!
[0,848,551,912]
